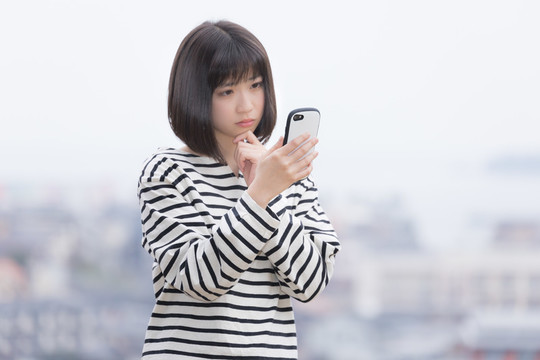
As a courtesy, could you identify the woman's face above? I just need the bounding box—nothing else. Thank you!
[211,73,265,146]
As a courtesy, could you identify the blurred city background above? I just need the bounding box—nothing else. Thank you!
[1,1,540,359]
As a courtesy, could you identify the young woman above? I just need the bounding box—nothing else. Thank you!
[137,20,340,360]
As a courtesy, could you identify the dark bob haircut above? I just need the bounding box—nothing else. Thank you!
[168,20,277,164]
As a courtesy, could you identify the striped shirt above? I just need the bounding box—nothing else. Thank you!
[137,148,340,360]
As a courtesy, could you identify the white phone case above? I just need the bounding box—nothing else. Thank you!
[284,107,320,159]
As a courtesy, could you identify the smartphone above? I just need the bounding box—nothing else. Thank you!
[283,107,320,158]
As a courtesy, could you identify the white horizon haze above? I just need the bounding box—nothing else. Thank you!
[1,0,539,251]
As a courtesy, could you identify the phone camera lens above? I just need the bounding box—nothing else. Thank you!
[293,114,304,121]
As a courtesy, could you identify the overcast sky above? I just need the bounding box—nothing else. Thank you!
[1,0,539,250]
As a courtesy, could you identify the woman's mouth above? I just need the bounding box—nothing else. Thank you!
[236,119,255,128]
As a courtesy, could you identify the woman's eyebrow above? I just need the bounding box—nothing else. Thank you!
[217,75,262,88]
[216,81,234,88]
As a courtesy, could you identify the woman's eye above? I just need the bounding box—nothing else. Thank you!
[218,89,233,96]
[251,81,263,89]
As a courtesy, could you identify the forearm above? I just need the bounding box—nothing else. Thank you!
[260,180,340,302]
[263,213,339,302]
[141,184,280,301]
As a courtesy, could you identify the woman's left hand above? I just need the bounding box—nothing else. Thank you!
[233,131,267,186]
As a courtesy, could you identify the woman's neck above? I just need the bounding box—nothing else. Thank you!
[215,133,240,176]
[182,136,240,176]
[219,143,239,176]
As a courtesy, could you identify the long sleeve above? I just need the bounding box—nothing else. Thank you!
[138,157,281,302]
[263,178,341,302]
[139,150,340,359]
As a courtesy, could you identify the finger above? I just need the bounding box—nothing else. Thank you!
[236,145,263,163]
[296,163,314,181]
[233,131,249,144]
[289,137,318,162]
[236,143,267,171]
[268,136,284,154]
[234,146,247,168]
[244,131,260,144]
[235,141,255,159]
[281,132,311,154]
[304,150,319,165]
[236,155,246,172]
[233,130,260,145]
[291,150,318,172]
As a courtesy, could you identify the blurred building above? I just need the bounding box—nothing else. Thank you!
[323,210,540,360]
[350,248,540,317]
[2,183,540,360]
[0,258,28,302]
[493,221,540,249]
[0,184,153,360]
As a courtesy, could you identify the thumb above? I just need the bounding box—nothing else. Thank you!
[268,136,284,154]
[233,131,260,145]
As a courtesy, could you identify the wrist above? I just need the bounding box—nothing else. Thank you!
[247,180,274,209]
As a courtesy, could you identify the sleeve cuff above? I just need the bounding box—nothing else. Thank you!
[240,192,282,238]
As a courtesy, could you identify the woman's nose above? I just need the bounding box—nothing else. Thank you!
[236,91,253,113]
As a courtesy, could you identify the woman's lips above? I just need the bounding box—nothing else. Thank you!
[236,119,255,128]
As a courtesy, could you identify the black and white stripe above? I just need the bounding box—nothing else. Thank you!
[137,148,340,359]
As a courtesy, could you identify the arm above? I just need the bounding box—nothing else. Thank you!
[263,178,340,302]
[231,132,338,301]
[138,171,281,302]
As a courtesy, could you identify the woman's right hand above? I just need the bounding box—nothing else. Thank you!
[247,133,319,208]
